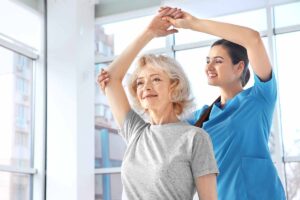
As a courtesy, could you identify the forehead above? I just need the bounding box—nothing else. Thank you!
[137,64,167,78]
[209,45,230,58]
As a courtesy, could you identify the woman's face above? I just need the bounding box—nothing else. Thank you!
[205,45,241,87]
[136,64,173,112]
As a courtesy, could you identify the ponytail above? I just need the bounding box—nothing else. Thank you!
[194,96,221,128]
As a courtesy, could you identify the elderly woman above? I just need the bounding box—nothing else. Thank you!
[97,8,218,200]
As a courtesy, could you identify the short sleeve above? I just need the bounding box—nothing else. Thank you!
[191,130,219,179]
[119,109,147,144]
[252,70,277,105]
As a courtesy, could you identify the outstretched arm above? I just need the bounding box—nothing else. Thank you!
[97,8,179,127]
[162,8,272,81]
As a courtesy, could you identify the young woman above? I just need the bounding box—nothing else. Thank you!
[161,7,286,200]
[97,8,218,200]
[99,7,286,200]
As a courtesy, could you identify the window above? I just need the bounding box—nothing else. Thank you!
[0,0,42,50]
[0,2,41,198]
[274,2,300,28]
[285,162,300,200]
[95,63,127,170]
[0,172,31,200]
[0,47,33,168]
[275,31,300,157]
[175,9,267,45]
[95,174,122,200]
[95,15,167,58]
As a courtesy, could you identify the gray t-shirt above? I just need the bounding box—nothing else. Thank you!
[120,110,219,200]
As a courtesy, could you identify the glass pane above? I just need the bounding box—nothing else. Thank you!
[175,9,267,45]
[0,0,42,50]
[0,47,33,168]
[274,2,300,28]
[285,162,300,200]
[95,15,167,58]
[95,173,122,200]
[275,31,300,157]
[0,171,31,200]
[95,64,127,168]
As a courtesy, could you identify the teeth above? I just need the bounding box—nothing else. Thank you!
[208,73,217,78]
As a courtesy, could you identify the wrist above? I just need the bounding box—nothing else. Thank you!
[189,16,201,30]
[142,29,156,40]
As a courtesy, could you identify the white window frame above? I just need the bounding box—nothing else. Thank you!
[0,31,45,200]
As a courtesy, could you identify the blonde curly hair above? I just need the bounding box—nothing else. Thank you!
[128,54,193,116]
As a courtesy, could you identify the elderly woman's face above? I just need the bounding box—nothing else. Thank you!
[136,64,173,112]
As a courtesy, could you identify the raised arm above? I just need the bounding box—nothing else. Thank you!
[162,8,272,81]
[98,8,179,127]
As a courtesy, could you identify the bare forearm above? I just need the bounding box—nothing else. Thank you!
[190,17,271,80]
[190,18,260,48]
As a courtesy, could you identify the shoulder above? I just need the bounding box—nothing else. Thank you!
[180,123,210,140]
[185,105,209,125]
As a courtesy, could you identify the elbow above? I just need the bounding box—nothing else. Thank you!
[247,29,262,47]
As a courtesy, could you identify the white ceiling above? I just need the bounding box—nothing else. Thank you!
[12,0,299,19]
[95,0,298,19]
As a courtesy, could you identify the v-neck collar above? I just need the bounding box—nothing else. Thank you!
[204,89,247,128]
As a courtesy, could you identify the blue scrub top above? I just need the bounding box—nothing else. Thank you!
[188,72,286,200]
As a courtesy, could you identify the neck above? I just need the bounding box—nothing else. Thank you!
[219,84,243,106]
[148,105,179,125]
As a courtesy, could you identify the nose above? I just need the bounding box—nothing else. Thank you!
[143,80,153,91]
[206,60,215,71]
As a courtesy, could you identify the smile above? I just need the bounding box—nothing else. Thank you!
[208,73,217,78]
[142,95,158,99]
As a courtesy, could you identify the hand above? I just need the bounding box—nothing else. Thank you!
[97,68,110,94]
[146,7,183,37]
[159,7,183,19]
[160,7,195,29]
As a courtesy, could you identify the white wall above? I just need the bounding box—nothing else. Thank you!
[47,0,95,199]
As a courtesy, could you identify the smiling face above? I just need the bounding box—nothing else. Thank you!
[135,64,174,112]
[205,45,243,88]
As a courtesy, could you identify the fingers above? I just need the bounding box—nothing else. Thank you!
[162,16,175,24]
[164,8,178,17]
[97,69,109,83]
[97,69,110,94]
[158,7,182,18]
[159,6,172,12]
[173,10,184,19]
[158,7,171,17]
[100,77,109,91]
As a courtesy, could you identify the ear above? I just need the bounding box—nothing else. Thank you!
[235,61,245,76]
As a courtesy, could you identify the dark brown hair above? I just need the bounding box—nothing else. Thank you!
[212,39,250,87]
[195,39,250,127]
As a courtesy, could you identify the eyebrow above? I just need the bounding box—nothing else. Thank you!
[137,73,160,80]
[206,56,225,60]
